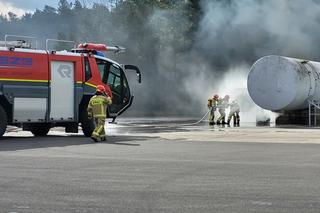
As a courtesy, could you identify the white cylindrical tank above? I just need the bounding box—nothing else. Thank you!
[247,55,320,111]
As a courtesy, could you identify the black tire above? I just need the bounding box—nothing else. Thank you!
[80,106,94,137]
[0,105,8,137]
[30,124,51,136]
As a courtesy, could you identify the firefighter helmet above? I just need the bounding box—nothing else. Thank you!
[224,95,230,100]
[96,85,106,93]
[213,94,219,99]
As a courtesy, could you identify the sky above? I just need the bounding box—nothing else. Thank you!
[0,0,102,17]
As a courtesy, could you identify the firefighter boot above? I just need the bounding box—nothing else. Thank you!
[101,129,106,141]
[236,115,240,126]
[101,136,106,141]
[91,134,99,142]
[91,128,102,142]
[216,115,221,124]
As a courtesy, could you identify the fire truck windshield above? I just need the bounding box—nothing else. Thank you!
[96,58,109,83]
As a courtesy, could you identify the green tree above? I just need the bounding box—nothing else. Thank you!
[8,12,18,21]
[58,0,72,16]
[74,0,83,11]
[43,5,57,14]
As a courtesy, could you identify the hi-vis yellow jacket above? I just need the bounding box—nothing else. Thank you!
[87,95,112,118]
[207,98,218,109]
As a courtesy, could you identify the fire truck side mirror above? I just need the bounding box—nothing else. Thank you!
[124,65,141,84]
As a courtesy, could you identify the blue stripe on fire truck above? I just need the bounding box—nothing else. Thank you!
[0,56,32,67]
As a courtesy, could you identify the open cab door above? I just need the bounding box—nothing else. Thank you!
[104,63,141,122]
[94,57,141,122]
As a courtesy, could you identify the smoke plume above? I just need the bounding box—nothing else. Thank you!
[172,0,320,120]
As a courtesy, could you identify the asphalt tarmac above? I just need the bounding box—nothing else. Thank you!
[1,120,320,212]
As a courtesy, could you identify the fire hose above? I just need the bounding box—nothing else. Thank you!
[172,109,210,126]
[5,110,211,134]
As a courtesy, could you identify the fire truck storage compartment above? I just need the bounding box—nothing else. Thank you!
[13,97,47,122]
[50,61,75,121]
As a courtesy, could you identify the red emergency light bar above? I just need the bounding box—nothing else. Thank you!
[77,43,125,53]
[78,43,107,51]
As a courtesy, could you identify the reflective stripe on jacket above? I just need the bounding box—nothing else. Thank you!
[87,95,112,118]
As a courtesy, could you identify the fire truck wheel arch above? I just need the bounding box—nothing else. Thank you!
[79,102,95,137]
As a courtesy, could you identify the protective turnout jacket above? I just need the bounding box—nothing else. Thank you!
[208,98,218,109]
[87,95,112,118]
[230,102,240,112]
[218,98,229,110]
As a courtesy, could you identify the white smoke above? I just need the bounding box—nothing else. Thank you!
[114,0,320,119]
[198,0,320,64]
[165,0,320,121]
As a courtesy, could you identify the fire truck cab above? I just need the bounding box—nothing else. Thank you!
[0,36,141,137]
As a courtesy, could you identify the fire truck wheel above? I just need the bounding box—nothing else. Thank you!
[0,105,8,137]
[29,124,51,136]
[80,108,94,137]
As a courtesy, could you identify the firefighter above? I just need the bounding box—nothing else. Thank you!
[87,85,112,142]
[227,100,240,126]
[208,94,219,125]
[217,95,230,125]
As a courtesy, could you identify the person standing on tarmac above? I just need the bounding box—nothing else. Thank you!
[87,85,112,142]
[227,100,240,126]
[217,95,230,125]
[208,94,219,125]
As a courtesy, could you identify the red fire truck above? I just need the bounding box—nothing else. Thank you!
[0,35,141,137]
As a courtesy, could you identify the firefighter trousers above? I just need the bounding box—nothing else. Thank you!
[91,117,106,141]
[218,109,226,123]
[209,107,216,125]
[227,111,240,125]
